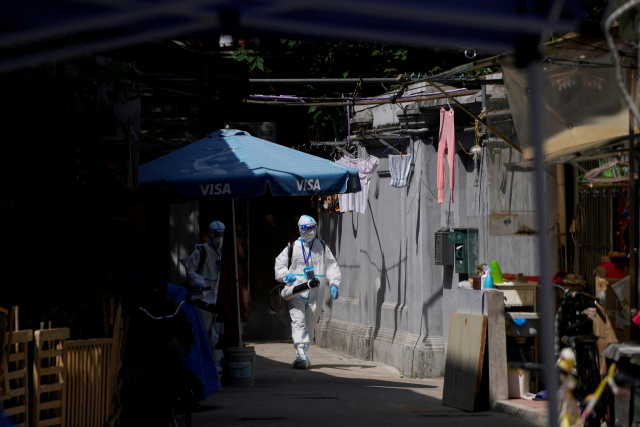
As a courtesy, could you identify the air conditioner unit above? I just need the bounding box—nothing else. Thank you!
[224,122,276,143]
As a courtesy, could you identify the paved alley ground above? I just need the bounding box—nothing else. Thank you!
[192,342,535,427]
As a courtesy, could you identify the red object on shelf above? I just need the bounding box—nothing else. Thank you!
[599,260,629,279]
[502,273,540,283]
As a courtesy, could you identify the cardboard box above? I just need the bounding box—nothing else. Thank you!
[593,266,630,375]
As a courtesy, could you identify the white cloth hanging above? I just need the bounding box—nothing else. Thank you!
[337,155,379,213]
[388,154,412,188]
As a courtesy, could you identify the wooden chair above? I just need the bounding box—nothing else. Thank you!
[1,307,33,427]
[33,327,70,427]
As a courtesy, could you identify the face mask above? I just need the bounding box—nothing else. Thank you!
[300,229,316,242]
[209,235,223,249]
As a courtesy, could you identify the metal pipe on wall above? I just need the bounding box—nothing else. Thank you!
[243,90,479,107]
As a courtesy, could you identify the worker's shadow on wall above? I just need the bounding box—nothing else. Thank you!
[366,198,407,341]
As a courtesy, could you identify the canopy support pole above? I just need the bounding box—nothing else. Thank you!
[629,63,636,308]
[231,198,243,346]
[529,60,558,427]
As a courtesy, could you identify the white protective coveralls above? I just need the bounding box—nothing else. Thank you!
[184,220,225,376]
[274,216,341,368]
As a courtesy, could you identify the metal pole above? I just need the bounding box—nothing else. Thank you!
[247,199,250,309]
[629,63,636,308]
[247,78,504,85]
[481,85,487,135]
[573,166,580,274]
[529,60,559,427]
[242,90,479,107]
[231,198,243,345]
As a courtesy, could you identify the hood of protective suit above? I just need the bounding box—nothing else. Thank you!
[298,215,317,242]
[208,220,225,250]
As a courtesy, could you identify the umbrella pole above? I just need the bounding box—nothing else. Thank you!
[231,198,243,346]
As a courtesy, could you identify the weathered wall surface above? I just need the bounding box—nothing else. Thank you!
[169,201,200,285]
[318,138,447,378]
[317,81,558,378]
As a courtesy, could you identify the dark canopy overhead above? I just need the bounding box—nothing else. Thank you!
[1,0,595,71]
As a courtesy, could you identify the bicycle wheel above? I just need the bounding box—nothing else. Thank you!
[268,284,285,312]
[168,405,191,427]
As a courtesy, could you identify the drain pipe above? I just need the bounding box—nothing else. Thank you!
[556,164,568,271]
[352,124,428,134]
[481,85,487,135]
[384,128,430,136]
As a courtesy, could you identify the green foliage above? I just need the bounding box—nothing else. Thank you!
[231,47,269,72]
[463,66,500,77]
[272,39,419,123]
[278,38,411,79]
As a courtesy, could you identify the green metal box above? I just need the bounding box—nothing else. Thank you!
[448,228,478,275]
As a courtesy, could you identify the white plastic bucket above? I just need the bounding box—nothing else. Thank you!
[507,366,530,398]
[222,346,256,386]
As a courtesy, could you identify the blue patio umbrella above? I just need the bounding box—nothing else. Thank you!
[139,129,362,345]
[139,129,361,200]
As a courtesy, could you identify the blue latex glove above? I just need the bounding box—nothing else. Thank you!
[330,285,339,300]
[285,273,296,284]
[513,318,528,326]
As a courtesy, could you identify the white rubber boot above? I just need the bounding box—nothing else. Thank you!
[292,344,310,369]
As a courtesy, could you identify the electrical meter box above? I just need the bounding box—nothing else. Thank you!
[435,230,454,265]
[448,228,478,275]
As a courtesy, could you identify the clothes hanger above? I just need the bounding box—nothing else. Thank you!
[585,155,637,184]
[382,136,415,157]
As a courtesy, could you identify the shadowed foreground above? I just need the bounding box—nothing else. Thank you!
[191,341,534,427]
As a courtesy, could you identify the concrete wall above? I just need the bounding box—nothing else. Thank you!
[317,81,558,378]
[169,201,200,284]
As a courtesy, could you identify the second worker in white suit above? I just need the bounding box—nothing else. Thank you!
[274,215,341,369]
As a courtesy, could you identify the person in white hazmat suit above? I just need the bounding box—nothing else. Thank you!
[184,220,226,378]
[274,215,341,369]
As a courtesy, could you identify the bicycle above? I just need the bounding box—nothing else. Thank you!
[512,283,603,426]
[137,286,212,427]
[553,283,602,402]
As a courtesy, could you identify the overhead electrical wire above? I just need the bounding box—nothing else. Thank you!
[605,0,640,128]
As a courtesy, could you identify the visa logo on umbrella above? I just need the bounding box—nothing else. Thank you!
[296,179,321,191]
[199,183,232,195]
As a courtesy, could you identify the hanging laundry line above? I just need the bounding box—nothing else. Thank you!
[248,88,471,103]
[247,55,505,86]
[426,81,521,153]
[243,89,479,107]
[247,77,503,85]
[304,140,359,159]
